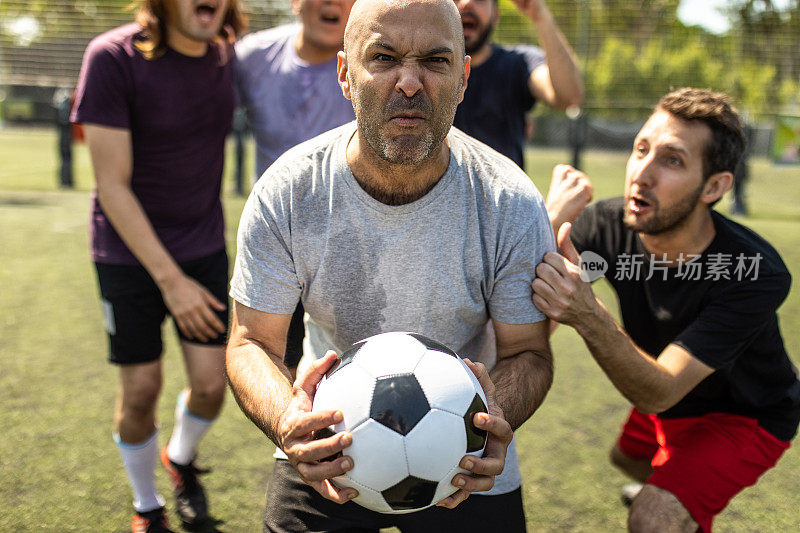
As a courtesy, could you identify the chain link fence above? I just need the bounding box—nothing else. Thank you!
[2,0,799,173]
[0,0,293,122]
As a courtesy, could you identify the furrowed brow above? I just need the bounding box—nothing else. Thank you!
[662,144,690,156]
[420,46,454,57]
[366,40,397,53]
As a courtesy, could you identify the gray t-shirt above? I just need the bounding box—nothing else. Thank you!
[235,23,356,176]
[230,122,555,495]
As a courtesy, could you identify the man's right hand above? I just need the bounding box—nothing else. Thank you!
[159,273,227,342]
[278,351,358,504]
[545,164,593,232]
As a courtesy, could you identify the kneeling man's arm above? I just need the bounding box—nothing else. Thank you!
[532,224,713,414]
[562,300,712,414]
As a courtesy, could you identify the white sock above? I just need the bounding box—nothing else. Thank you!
[166,389,215,466]
[114,430,165,513]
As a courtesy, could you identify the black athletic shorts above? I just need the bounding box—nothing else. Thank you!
[94,249,229,365]
[263,459,526,533]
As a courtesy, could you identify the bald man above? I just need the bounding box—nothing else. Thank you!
[225,0,555,530]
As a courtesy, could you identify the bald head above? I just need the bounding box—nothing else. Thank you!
[337,0,470,169]
[344,0,465,58]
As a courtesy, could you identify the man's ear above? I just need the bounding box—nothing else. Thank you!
[337,51,352,100]
[702,171,733,205]
[459,56,471,104]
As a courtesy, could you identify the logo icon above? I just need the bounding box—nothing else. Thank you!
[579,251,607,282]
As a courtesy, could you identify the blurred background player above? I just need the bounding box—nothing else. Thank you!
[225,0,555,529]
[454,0,583,169]
[236,0,356,176]
[71,1,246,531]
[536,88,800,532]
[235,0,356,377]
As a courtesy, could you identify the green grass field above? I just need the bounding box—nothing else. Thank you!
[1,126,798,531]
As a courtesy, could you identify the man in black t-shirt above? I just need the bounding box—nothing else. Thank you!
[453,0,583,168]
[534,88,800,532]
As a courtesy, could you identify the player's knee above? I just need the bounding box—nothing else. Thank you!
[628,489,667,533]
[628,498,657,533]
[190,379,226,408]
[628,485,696,533]
[120,380,161,417]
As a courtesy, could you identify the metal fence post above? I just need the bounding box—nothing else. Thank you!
[731,123,753,216]
[54,88,74,188]
[233,107,247,196]
[569,112,586,171]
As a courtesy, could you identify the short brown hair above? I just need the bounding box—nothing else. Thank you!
[656,88,746,179]
[133,0,248,61]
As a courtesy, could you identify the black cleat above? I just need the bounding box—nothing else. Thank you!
[131,507,174,533]
[161,447,209,527]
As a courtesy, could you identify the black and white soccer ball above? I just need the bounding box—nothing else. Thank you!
[312,331,488,514]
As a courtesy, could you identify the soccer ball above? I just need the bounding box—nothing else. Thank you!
[312,331,488,514]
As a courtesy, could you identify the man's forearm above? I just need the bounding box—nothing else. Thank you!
[97,182,183,287]
[532,9,584,108]
[574,300,677,413]
[225,341,294,447]
[490,348,553,430]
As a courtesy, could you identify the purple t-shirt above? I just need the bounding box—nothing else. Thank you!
[72,24,234,265]
[235,23,355,176]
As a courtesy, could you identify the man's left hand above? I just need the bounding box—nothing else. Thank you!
[532,223,599,327]
[436,359,513,509]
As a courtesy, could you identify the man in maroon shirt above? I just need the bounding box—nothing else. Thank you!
[72,2,246,531]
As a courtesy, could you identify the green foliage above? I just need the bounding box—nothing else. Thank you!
[0,0,134,40]
[585,38,645,116]
[3,0,800,116]
[492,0,800,117]
[496,0,537,45]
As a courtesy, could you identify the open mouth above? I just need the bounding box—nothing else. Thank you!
[628,195,653,214]
[195,1,218,23]
[320,11,341,25]
[461,11,481,31]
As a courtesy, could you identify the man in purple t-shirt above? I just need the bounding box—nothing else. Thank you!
[71,1,246,531]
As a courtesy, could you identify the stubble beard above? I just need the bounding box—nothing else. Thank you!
[623,182,705,235]
[464,20,494,56]
[352,79,461,166]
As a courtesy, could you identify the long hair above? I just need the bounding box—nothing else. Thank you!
[133,0,248,62]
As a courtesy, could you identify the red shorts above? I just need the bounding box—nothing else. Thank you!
[617,408,790,532]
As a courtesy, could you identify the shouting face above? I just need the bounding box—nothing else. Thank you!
[624,110,712,235]
[339,0,468,165]
[292,0,356,53]
[165,0,229,55]
[454,0,497,55]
